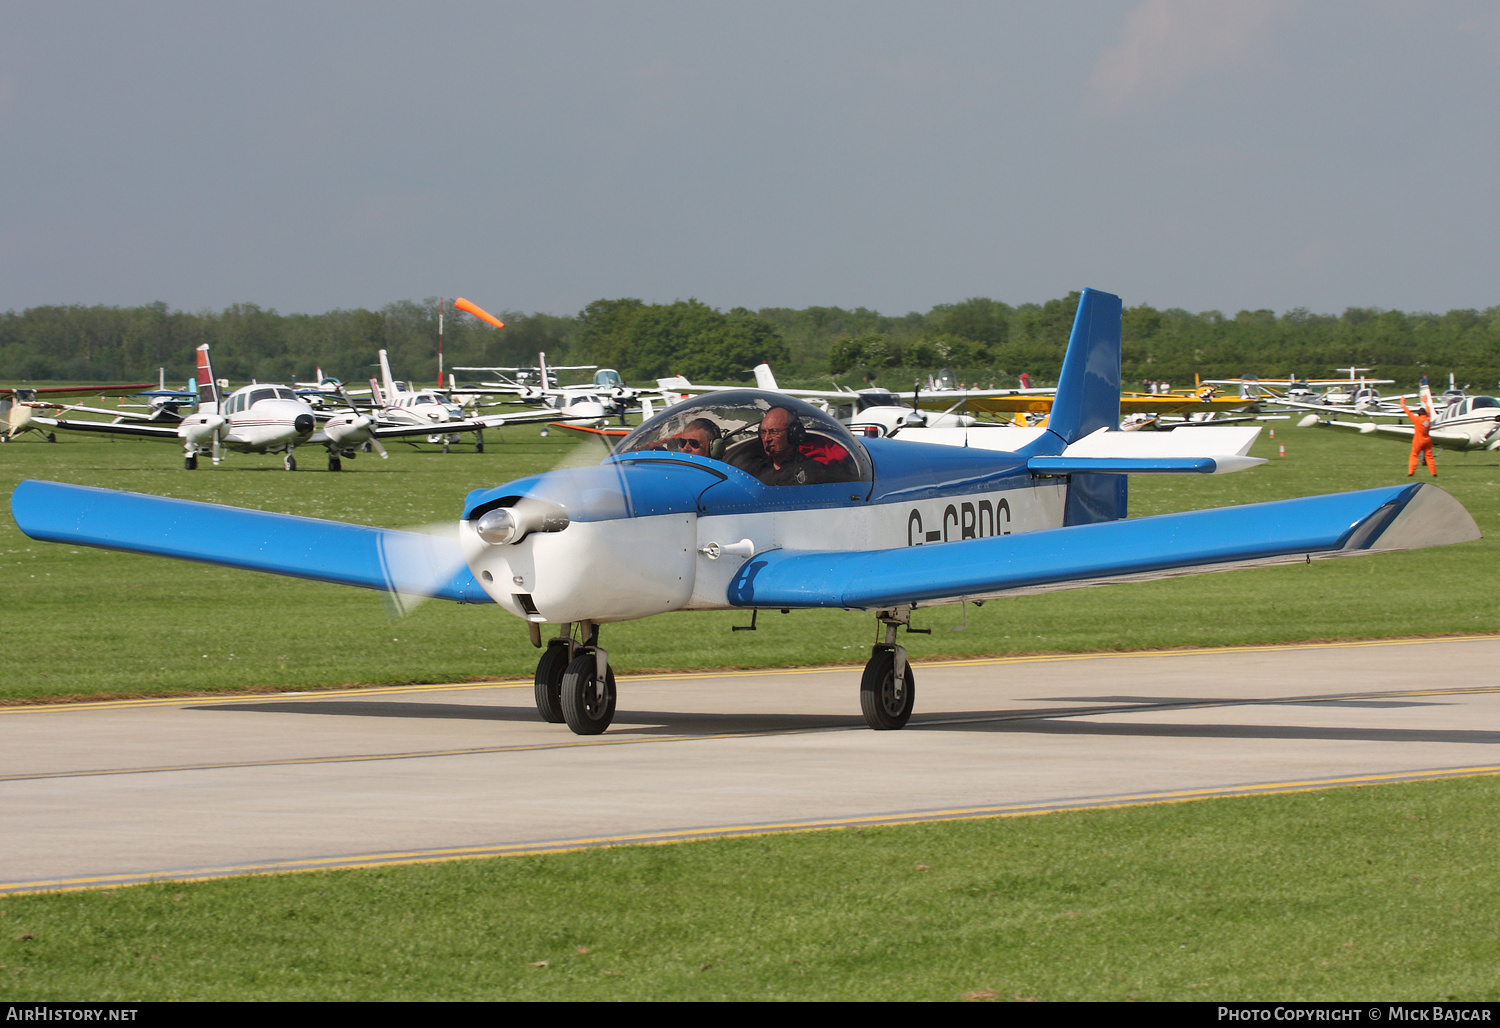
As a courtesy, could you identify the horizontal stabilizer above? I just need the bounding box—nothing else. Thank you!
[1031,424,1265,474]
[726,484,1478,609]
[10,480,491,603]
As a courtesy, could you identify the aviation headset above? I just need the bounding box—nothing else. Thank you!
[684,417,727,460]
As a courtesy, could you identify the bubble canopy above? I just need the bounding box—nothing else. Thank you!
[613,390,870,486]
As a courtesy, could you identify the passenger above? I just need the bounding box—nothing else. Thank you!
[679,418,721,460]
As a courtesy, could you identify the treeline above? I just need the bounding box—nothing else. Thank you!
[3,294,1499,392]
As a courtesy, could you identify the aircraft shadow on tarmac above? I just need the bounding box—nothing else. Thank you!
[183,694,1497,747]
[186,699,865,735]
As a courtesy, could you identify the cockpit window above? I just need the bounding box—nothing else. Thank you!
[614,390,870,486]
[1472,396,1499,410]
[248,388,275,406]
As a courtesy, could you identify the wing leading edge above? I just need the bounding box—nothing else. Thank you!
[9,480,491,603]
[726,483,1478,609]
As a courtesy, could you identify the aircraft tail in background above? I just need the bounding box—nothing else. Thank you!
[378,349,398,399]
[194,345,220,412]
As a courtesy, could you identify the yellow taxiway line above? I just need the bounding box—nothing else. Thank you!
[4,763,1497,896]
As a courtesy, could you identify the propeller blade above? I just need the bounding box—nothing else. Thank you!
[10,480,490,605]
[375,521,472,616]
[454,297,505,330]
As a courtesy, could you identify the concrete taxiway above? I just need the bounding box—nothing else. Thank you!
[3,636,1498,894]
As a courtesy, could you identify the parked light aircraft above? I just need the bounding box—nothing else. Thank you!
[1298,394,1500,454]
[656,364,993,443]
[1,382,154,442]
[38,346,563,469]
[11,290,1480,736]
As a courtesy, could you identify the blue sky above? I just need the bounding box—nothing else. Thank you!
[2,1,1497,317]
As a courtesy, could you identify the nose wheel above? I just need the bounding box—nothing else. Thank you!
[533,640,571,723]
[561,652,616,735]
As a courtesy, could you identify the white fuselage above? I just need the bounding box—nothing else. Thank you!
[380,391,467,441]
[459,479,1066,624]
[179,386,316,455]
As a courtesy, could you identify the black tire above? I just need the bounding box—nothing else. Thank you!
[184,455,198,470]
[284,454,297,471]
[533,642,570,723]
[560,652,616,735]
[475,440,484,454]
[860,647,915,730]
[328,456,342,472]
[46,433,57,443]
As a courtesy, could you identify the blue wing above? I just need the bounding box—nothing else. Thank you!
[726,483,1479,609]
[10,480,491,603]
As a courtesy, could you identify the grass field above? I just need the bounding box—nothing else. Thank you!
[1,420,1496,701]
[2,774,1497,1000]
[3,420,1498,1001]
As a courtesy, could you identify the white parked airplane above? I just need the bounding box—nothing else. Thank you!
[39,346,562,469]
[1298,394,1500,453]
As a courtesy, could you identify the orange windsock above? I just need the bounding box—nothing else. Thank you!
[454,297,505,330]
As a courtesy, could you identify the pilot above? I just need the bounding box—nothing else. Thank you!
[679,418,721,460]
[738,406,828,486]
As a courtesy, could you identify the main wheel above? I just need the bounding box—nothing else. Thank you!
[284,453,297,471]
[46,433,57,443]
[328,455,342,472]
[475,440,484,454]
[533,642,571,723]
[184,454,198,470]
[560,652,616,735]
[860,648,915,730]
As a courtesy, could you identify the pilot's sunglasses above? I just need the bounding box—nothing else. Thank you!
[683,438,707,450]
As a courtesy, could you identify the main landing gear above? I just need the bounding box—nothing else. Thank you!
[861,607,916,730]
[527,609,920,736]
[533,621,616,735]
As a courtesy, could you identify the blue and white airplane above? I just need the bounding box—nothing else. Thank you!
[9,290,1481,735]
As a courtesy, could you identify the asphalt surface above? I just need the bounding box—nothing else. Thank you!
[4,636,1498,894]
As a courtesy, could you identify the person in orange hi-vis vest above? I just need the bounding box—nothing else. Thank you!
[1400,398,1436,476]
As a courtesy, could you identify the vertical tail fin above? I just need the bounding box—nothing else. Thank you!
[753,363,779,391]
[195,345,220,412]
[378,350,397,400]
[1048,289,1125,527]
[1047,288,1122,445]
